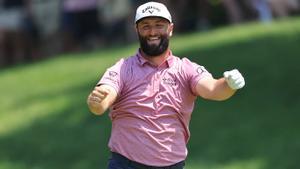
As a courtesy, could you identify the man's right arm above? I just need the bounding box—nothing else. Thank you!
[87,84,117,115]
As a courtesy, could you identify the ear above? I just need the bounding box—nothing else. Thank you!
[168,23,174,37]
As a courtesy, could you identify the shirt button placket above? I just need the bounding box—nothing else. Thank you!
[155,95,161,113]
[154,70,160,93]
[154,69,161,112]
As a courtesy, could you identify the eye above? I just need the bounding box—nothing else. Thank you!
[142,25,150,30]
[156,24,164,28]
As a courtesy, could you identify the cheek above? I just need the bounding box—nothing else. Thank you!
[137,32,147,41]
[137,29,148,37]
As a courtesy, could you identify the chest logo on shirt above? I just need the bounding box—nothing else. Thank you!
[162,77,176,86]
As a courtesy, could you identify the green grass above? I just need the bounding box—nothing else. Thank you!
[1,17,300,169]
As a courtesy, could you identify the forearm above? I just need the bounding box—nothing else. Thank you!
[196,68,245,101]
[209,78,236,101]
[196,77,236,101]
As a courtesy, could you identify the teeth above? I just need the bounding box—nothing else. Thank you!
[149,37,159,40]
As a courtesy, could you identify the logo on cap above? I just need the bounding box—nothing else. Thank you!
[142,6,161,14]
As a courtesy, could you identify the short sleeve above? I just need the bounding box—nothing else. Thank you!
[97,58,125,96]
[181,58,212,95]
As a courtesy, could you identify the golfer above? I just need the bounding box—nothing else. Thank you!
[87,2,245,169]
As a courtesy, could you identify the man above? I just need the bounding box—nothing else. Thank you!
[87,2,245,169]
[61,0,102,51]
[0,0,37,66]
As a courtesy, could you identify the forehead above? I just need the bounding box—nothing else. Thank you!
[137,17,170,25]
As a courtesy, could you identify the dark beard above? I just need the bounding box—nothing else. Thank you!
[138,33,169,57]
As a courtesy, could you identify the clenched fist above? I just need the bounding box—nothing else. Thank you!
[223,69,245,90]
[87,84,117,115]
[88,86,109,104]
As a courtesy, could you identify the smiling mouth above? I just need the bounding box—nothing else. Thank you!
[147,37,160,45]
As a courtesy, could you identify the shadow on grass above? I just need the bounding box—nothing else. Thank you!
[181,34,300,169]
[0,84,112,169]
[0,34,299,169]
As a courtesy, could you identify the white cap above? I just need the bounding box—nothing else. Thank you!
[135,2,172,23]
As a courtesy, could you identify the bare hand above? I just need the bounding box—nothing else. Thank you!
[88,86,109,104]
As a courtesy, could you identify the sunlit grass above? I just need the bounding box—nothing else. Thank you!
[0,17,300,169]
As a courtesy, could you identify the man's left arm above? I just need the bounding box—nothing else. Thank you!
[195,69,245,101]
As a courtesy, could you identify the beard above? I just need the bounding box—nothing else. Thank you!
[138,33,169,57]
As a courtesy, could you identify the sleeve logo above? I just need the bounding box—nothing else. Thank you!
[109,71,118,77]
[197,66,207,74]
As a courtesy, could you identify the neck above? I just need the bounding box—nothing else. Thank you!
[141,49,170,66]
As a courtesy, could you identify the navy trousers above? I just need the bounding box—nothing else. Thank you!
[108,152,185,169]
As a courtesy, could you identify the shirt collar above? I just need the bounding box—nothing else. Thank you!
[136,49,175,67]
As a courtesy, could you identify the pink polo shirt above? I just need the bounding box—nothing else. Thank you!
[98,50,212,166]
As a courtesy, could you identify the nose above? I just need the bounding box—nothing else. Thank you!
[149,27,157,36]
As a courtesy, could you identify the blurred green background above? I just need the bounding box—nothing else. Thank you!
[0,17,300,169]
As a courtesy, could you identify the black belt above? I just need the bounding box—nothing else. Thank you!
[111,152,185,169]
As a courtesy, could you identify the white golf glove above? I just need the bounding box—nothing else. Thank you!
[223,69,245,90]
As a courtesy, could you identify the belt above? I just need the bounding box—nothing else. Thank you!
[111,152,185,169]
